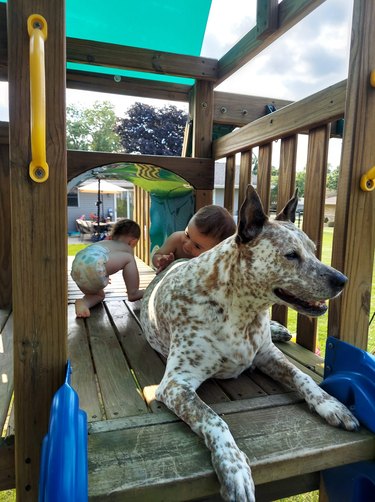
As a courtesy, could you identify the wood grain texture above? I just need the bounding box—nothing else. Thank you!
[88,401,375,501]
[296,125,330,351]
[67,304,103,422]
[191,80,214,158]
[213,80,346,159]
[8,0,67,497]
[237,150,252,215]
[0,144,11,308]
[257,143,273,212]
[272,136,298,327]
[67,150,215,190]
[67,38,218,81]
[224,155,236,214]
[328,0,375,348]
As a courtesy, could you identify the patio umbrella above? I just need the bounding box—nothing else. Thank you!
[78,179,126,194]
[78,179,126,228]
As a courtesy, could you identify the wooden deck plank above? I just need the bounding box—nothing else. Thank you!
[0,313,13,432]
[86,304,149,419]
[88,401,375,501]
[104,300,170,413]
[217,373,267,400]
[67,304,103,422]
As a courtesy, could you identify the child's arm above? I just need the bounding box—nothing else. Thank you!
[152,232,180,273]
[122,255,144,302]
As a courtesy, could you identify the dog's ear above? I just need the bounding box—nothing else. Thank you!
[275,188,299,223]
[236,185,268,244]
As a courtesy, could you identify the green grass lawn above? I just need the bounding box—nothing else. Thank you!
[287,227,375,356]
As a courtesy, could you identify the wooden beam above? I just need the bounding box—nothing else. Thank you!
[328,0,375,349]
[67,38,218,81]
[214,92,292,126]
[256,0,278,40]
[8,0,67,497]
[217,0,326,84]
[67,70,191,103]
[213,79,346,159]
[67,150,215,190]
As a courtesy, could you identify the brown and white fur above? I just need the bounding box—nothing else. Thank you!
[140,185,359,502]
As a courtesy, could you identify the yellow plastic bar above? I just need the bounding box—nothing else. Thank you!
[28,15,48,183]
[370,70,375,88]
[360,165,375,192]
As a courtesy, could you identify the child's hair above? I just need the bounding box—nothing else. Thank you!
[191,205,236,241]
[111,218,141,240]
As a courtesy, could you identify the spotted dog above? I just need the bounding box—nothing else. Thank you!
[140,185,359,502]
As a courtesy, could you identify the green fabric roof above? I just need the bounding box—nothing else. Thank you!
[0,0,212,85]
[66,0,212,84]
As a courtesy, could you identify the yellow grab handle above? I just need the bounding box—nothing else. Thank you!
[370,70,375,88]
[360,165,375,192]
[28,14,48,183]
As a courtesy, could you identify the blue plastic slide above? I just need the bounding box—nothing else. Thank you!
[321,336,375,433]
[39,360,88,501]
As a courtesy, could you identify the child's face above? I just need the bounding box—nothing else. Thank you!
[182,222,219,257]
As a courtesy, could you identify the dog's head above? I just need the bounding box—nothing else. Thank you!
[235,185,347,317]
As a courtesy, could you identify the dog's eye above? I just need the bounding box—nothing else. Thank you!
[285,251,300,261]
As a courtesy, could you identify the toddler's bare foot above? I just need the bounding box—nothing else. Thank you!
[75,299,91,318]
[128,289,144,302]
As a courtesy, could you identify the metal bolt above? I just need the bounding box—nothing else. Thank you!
[220,106,227,114]
[35,167,45,179]
[325,365,331,373]
[241,109,248,116]
[33,21,43,30]
[114,75,121,83]
[328,342,334,350]
[202,102,208,109]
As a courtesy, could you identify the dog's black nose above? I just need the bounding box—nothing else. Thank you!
[330,270,348,289]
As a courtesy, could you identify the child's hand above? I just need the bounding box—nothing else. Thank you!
[156,252,175,274]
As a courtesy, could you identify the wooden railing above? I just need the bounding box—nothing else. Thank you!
[212,81,347,352]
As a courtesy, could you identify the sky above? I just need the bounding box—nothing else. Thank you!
[0,0,354,168]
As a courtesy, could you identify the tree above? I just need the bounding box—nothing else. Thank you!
[326,165,340,192]
[66,101,122,152]
[115,102,188,155]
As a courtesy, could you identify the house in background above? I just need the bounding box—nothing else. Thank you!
[213,161,241,217]
[67,179,134,234]
[324,195,337,225]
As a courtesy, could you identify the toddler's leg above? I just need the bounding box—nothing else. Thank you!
[75,290,105,318]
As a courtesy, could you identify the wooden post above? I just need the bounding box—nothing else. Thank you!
[328,0,375,349]
[256,143,272,212]
[272,135,297,327]
[224,155,236,214]
[296,125,330,351]
[0,139,11,308]
[8,0,67,498]
[191,80,214,208]
[237,150,252,215]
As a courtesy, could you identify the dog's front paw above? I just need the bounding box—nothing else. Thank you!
[212,447,255,502]
[270,320,292,342]
[312,395,360,431]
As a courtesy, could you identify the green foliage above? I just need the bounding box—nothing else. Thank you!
[326,165,340,191]
[295,169,306,197]
[115,102,188,155]
[66,101,122,152]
